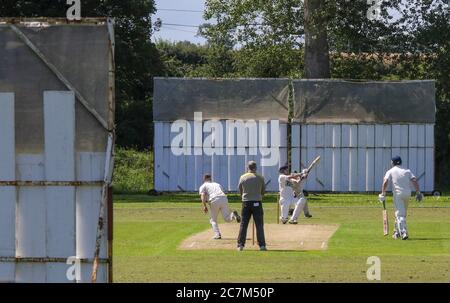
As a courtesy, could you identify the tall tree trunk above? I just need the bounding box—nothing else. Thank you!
[304,0,331,78]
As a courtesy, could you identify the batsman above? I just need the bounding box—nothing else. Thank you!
[378,156,423,240]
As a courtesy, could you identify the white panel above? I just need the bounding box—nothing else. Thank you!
[76,152,106,260]
[341,125,351,147]
[162,147,171,190]
[349,125,358,147]
[185,154,195,191]
[307,125,315,147]
[417,148,425,189]
[391,147,401,159]
[291,124,301,147]
[358,125,368,147]
[194,153,204,190]
[382,125,392,147]
[417,124,425,147]
[400,148,409,168]
[229,152,246,191]
[324,124,333,147]
[366,125,375,147]
[202,154,212,179]
[168,150,179,191]
[177,153,187,191]
[374,149,384,191]
[366,149,375,191]
[76,156,107,283]
[15,263,46,283]
[44,91,76,267]
[332,125,341,148]
[399,125,409,147]
[341,148,350,191]
[163,122,172,147]
[315,124,324,147]
[0,93,15,282]
[391,125,401,147]
[357,148,366,191]
[16,155,46,283]
[212,154,228,189]
[409,148,418,183]
[425,124,434,147]
[314,148,325,191]
[291,148,300,173]
[306,147,317,191]
[46,263,73,283]
[300,148,307,188]
[301,125,308,146]
[348,149,358,191]
[322,148,333,190]
[279,123,288,148]
[424,148,434,191]
[154,122,165,191]
[409,125,418,147]
[375,125,384,147]
[332,148,341,191]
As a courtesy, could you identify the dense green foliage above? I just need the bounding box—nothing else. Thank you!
[113,148,153,194]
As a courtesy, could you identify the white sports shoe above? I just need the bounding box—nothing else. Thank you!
[280,217,288,224]
[237,246,244,251]
[213,234,221,240]
[392,231,400,239]
[288,219,298,224]
[401,232,409,240]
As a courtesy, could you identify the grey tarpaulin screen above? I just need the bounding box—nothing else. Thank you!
[153,78,290,122]
[293,80,436,123]
[0,23,112,153]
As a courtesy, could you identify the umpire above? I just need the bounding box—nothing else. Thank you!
[237,161,267,251]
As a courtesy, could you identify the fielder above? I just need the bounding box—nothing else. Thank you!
[199,174,241,239]
[379,156,423,240]
[278,166,310,224]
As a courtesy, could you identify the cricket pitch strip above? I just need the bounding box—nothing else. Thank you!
[179,224,340,251]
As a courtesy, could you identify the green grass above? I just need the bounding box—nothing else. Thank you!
[113,193,450,282]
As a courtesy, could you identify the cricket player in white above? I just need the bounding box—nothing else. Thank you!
[379,156,423,240]
[199,174,241,239]
[278,166,309,224]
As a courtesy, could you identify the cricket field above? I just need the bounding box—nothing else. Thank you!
[113,193,450,282]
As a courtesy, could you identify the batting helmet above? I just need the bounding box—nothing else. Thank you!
[391,155,402,166]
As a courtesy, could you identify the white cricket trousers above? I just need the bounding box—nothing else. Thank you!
[280,195,306,221]
[209,197,233,235]
[393,193,410,234]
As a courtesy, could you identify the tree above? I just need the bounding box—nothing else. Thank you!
[202,0,402,78]
[0,0,164,149]
[304,0,330,78]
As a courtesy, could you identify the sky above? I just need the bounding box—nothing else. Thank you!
[153,0,208,44]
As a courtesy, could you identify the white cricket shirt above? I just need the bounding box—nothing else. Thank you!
[278,174,295,200]
[199,182,227,203]
[384,166,416,195]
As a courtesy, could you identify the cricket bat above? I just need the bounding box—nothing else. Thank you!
[306,156,321,173]
[382,200,389,236]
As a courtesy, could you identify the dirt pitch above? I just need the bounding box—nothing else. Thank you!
[179,224,340,251]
